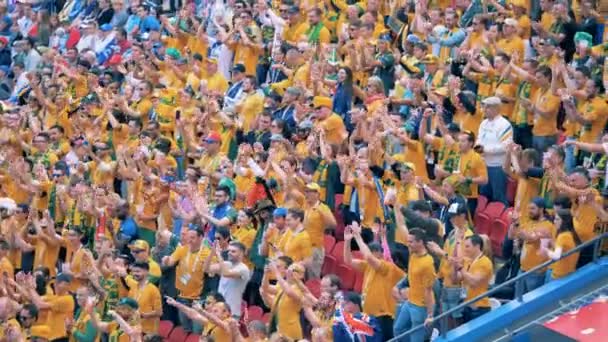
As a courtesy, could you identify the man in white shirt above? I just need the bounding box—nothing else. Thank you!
[208,241,251,319]
[477,96,513,205]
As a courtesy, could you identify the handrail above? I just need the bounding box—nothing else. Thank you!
[388,232,608,342]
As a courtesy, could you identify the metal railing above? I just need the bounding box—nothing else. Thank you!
[389,232,608,342]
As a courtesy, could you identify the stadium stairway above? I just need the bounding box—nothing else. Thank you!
[433,256,608,342]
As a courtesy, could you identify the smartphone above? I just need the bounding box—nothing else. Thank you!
[176,110,181,120]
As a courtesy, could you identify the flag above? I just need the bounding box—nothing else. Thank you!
[333,302,376,341]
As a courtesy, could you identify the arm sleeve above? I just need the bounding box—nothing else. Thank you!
[441,29,466,46]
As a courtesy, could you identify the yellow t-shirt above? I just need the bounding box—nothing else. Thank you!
[46,294,75,340]
[463,255,493,308]
[273,283,303,340]
[439,229,473,287]
[358,260,405,317]
[531,88,559,137]
[550,231,580,279]
[126,280,162,334]
[456,150,487,198]
[0,256,14,278]
[304,203,333,249]
[171,245,211,299]
[317,114,347,146]
[496,37,525,58]
[203,322,232,341]
[572,189,602,242]
[280,229,313,263]
[520,219,556,271]
[407,253,436,307]
[578,96,608,143]
[237,92,265,133]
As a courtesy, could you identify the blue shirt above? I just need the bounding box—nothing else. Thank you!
[119,217,138,241]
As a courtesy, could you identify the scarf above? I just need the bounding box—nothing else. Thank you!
[307,22,324,43]
[313,159,329,201]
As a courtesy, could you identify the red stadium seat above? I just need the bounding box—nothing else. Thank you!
[476,195,489,216]
[185,334,201,342]
[159,320,174,339]
[324,235,336,254]
[331,241,346,265]
[353,269,364,292]
[322,254,338,276]
[305,278,322,298]
[336,264,356,291]
[334,210,346,241]
[490,208,514,257]
[335,194,344,208]
[475,202,505,235]
[506,178,518,206]
[247,305,264,322]
[262,312,272,323]
[168,326,188,342]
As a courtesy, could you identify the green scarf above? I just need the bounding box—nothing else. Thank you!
[48,184,57,222]
[307,23,324,43]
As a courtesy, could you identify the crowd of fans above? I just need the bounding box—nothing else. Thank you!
[0,0,606,341]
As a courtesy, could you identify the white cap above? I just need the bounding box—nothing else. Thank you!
[504,18,518,27]
[482,96,502,106]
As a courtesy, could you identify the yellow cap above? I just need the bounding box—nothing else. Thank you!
[510,0,526,8]
[305,183,321,192]
[399,162,416,172]
[312,96,332,109]
[129,240,150,252]
[421,54,439,64]
[433,87,449,97]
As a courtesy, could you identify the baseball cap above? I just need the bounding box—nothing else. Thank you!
[232,63,246,73]
[129,239,150,252]
[481,96,502,106]
[406,34,421,44]
[504,18,518,27]
[205,131,221,143]
[117,297,139,310]
[446,123,461,133]
[421,54,438,64]
[312,96,332,109]
[531,197,546,209]
[100,23,113,32]
[165,47,181,59]
[0,37,7,46]
[273,207,288,217]
[306,183,321,192]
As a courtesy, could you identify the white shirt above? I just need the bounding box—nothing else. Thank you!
[218,261,250,317]
[477,115,513,167]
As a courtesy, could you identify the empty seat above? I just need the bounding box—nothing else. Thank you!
[336,263,357,291]
[168,326,188,342]
[159,320,174,339]
[475,202,505,235]
[247,305,264,322]
[324,234,336,254]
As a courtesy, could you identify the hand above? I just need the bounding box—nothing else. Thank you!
[165,296,178,307]
[350,221,362,236]
[424,316,433,326]
[343,225,354,241]
[426,241,443,256]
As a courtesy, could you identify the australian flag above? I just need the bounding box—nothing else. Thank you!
[333,303,382,342]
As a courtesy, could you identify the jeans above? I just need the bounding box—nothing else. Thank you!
[532,135,557,154]
[441,287,464,319]
[563,137,577,174]
[544,269,553,283]
[393,302,428,342]
[467,198,478,220]
[518,270,545,293]
[177,298,203,333]
[481,166,508,204]
[376,315,394,341]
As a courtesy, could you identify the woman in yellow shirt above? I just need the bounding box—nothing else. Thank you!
[543,209,581,280]
[265,262,306,340]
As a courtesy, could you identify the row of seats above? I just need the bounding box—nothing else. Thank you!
[474,195,514,258]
